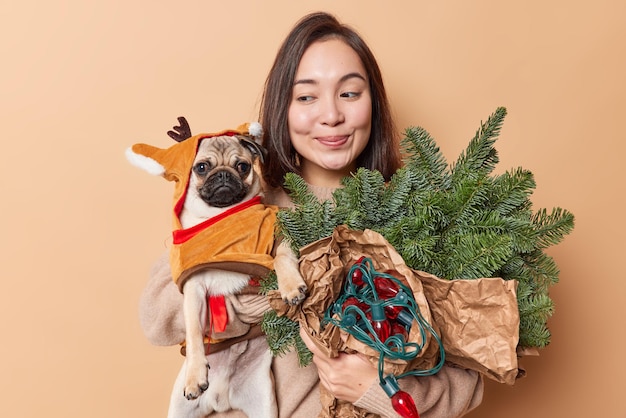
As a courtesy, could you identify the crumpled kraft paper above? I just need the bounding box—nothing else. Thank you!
[418,271,519,384]
[268,225,521,417]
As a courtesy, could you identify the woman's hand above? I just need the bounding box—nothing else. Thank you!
[299,327,378,403]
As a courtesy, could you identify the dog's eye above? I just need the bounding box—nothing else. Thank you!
[193,162,211,176]
[236,162,250,175]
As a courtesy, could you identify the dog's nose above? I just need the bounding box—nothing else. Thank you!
[215,171,231,181]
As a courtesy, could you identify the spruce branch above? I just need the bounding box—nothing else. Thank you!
[279,172,344,250]
[441,177,492,234]
[502,215,537,254]
[497,254,527,282]
[531,207,576,249]
[334,168,386,230]
[258,270,278,294]
[401,126,450,189]
[440,232,513,279]
[259,271,312,365]
[263,107,574,355]
[378,168,416,224]
[487,168,536,216]
[518,292,555,347]
[261,309,312,365]
[283,172,319,206]
[518,318,552,348]
[449,106,506,184]
[521,250,561,290]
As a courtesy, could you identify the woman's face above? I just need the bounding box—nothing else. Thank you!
[288,38,372,187]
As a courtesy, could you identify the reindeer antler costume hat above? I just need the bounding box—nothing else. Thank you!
[126,117,277,291]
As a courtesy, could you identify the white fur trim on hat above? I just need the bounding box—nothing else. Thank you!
[248,122,263,139]
[125,147,165,176]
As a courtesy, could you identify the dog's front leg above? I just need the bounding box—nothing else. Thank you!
[274,240,307,305]
[182,278,210,400]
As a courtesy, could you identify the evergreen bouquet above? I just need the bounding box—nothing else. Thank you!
[260,107,574,415]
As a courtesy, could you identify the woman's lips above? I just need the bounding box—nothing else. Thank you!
[316,135,349,148]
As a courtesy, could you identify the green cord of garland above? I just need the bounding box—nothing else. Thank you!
[324,257,445,383]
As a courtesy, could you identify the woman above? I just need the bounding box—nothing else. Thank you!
[140,12,483,417]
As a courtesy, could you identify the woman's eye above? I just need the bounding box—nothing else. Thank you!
[340,91,361,99]
[193,162,210,176]
[236,162,250,174]
[296,95,314,102]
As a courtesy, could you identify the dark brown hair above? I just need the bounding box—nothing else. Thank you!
[259,11,401,190]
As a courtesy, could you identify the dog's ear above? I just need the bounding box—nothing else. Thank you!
[239,136,268,164]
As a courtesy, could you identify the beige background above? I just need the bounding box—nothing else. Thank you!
[1,1,624,417]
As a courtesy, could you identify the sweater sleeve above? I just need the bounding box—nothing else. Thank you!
[138,251,186,346]
[353,364,483,418]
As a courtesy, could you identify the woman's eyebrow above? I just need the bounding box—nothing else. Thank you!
[340,72,367,83]
[293,78,317,86]
[293,72,367,86]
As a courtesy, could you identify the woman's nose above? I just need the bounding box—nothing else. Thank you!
[319,97,345,126]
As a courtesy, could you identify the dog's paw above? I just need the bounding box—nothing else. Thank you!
[184,363,210,400]
[281,283,308,306]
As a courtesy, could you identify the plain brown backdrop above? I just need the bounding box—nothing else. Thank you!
[1,1,624,417]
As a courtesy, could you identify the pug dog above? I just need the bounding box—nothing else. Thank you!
[126,118,307,418]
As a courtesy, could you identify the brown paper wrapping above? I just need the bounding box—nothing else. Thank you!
[268,225,521,417]
[418,272,519,384]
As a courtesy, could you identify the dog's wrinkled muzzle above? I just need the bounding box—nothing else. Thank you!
[202,171,247,207]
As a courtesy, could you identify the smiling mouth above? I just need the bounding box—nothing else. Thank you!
[316,135,349,147]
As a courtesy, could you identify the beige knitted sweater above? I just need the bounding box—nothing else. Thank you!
[138,185,484,418]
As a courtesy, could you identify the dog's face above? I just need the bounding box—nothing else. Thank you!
[182,135,265,224]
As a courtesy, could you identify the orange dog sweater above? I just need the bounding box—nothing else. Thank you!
[126,122,277,291]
